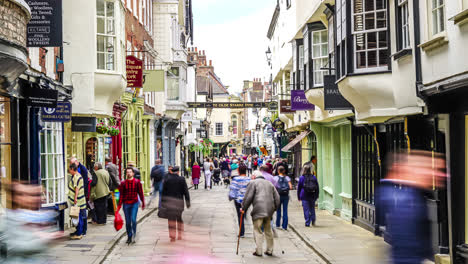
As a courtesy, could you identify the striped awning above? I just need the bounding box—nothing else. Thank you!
[281,131,311,152]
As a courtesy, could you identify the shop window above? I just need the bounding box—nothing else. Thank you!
[353,0,388,72]
[430,0,445,36]
[0,98,11,209]
[40,122,65,206]
[396,0,410,50]
[96,0,116,71]
[215,123,223,136]
[312,30,329,87]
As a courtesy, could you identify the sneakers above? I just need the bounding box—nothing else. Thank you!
[264,251,273,257]
[70,235,83,240]
[126,237,132,244]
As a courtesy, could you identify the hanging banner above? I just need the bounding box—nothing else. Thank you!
[324,75,353,110]
[126,56,143,88]
[280,100,295,113]
[143,70,165,92]
[41,101,71,122]
[291,90,315,111]
[27,0,63,47]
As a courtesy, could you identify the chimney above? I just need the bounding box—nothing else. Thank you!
[195,47,198,52]
[209,60,212,66]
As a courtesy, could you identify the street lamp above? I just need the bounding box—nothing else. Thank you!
[265,47,272,66]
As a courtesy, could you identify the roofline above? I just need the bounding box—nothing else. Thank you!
[267,2,280,40]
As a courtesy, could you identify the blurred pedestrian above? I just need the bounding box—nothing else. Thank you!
[229,164,250,238]
[273,166,292,230]
[91,162,110,225]
[68,163,87,240]
[191,161,201,189]
[118,167,145,244]
[230,159,239,178]
[220,158,231,187]
[150,159,165,207]
[378,151,446,264]
[297,163,319,226]
[161,166,191,242]
[242,168,280,257]
[247,157,253,176]
[203,158,214,189]
[105,157,120,190]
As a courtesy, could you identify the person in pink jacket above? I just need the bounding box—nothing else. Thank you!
[191,162,201,190]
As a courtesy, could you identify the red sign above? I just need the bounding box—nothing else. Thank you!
[126,56,143,88]
[280,100,295,113]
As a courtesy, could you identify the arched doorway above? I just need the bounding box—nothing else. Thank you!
[85,137,98,170]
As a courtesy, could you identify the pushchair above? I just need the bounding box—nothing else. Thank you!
[213,168,221,186]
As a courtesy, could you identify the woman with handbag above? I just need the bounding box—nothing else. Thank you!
[191,162,201,190]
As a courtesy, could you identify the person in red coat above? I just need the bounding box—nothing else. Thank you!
[191,162,201,190]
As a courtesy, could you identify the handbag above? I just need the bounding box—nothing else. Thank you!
[70,206,80,218]
[157,207,169,219]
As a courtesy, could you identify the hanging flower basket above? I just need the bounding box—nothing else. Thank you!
[109,126,120,136]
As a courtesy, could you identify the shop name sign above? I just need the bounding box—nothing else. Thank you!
[27,0,63,47]
[41,101,71,122]
[27,87,58,107]
[126,56,143,88]
[324,75,353,110]
[187,102,270,108]
[291,90,315,111]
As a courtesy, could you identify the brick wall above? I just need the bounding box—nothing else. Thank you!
[0,0,29,48]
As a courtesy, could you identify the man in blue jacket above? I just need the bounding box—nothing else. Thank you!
[70,158,89,201]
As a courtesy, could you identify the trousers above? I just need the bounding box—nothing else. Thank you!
[302,199,316,226]
[94,195,108,224]
[253,217,274,255]
[276,195,289,229]
[168,214,184,239]
[75,209,87,236]
[123,202,139,239]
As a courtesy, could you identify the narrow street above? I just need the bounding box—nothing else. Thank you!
[102,183,325,264]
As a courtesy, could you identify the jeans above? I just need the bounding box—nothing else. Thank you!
[152,181,163,207]
[123,202,139,239]
[168,214,184,239]
[276,195,289,229]
[234,201,246,236]
[75,209,87,236]
[302,199,316,226]
[94,196,108,224]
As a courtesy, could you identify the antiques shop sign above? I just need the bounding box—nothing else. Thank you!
[126,56,143,88]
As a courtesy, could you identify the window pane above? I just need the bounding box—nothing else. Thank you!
[376,11,386,28]
[97,17,105,34]
[313,32,320,44]
[357,52,366,68]
[378,31,387,48]
[354,15,364,31]
[368,50,377,67]
[96,0,105,16]
[321,43,328,56]
[356,33,365,50]
[379,49,388,66]
[107,18,115,35]
[106,37,114,52]
[367,32,377,49]
[97,53,105,69]
[365,13,375,30]
[107,54,114,71]
[355,0,364,13]
[313,45,320,58]
[432,10,438,34]
[376,0,386,9]
[97,36,105,52]
[439,8,445,32]
[106,1,114,17]
[41,180,48,204]
[364,0,375,11]
[321,30,328,43]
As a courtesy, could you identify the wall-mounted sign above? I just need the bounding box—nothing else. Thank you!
[324,75,353,110]
[197,129,207,138]
[126,56,143,88]
[41,101,71,122]
[27,0,63,47]
[291,90,315,111]
[268,101,278,111]
[71,117,97,132]
[181,111,193,122]
[280,100,295,113]
[27,88,58,107]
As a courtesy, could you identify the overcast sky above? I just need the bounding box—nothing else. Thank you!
[192,0,274,94]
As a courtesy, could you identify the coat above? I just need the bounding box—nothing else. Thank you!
[191,165,201,179]
[242,176,280,221]
[161,173,191,216]
[91,169,110,200]
[77,163,89,198]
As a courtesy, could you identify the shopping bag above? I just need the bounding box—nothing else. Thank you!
[70,206,80,218]
[114,212,123,231]
[157,207,168,219]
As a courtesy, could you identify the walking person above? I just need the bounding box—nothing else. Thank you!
[191,161,201,189]
[150,159,165,207]
[230,159,239,178]
[161,166,191,242]
[241,169,280,257]
[105,157,120,189]
[118,167,145,244]
[90,162,110,225]
[247,157,253,176]
[68,163,87,240]
[229,164,250,238]
[297,163,319,227]
[203,158,214,189]
[273,166,292,230]
[220,158,231,187]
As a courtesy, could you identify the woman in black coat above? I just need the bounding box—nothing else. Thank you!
[161,166,191,242]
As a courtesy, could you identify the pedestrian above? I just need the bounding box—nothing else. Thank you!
[161,166,191,242]
[105,157,120,190]
[149,159,165,207]
[241,168,280,257]
[247,157,253,176]
[203,158,214,189]
[273,166,292,230]
[213,157,219,169]
[90,162,110,225]
[220,158,231,187]
[68,163,87,240]
[297,163,319,227]
[230,159,239,178]
[127,161,141,180]
[259,165,278,185]
[265,159,274,175]
[70,158,90,206]
[191,161,201,189]
[252,157,258,171]
[301,155,317,176]
[229,164,250,238]
[118,167,145,244]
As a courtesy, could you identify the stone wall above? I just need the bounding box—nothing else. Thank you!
[0,0,29,48]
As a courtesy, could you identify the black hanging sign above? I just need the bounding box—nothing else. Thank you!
[71,117,97,132]
[27,0,63,47]
[27,87,58,107]
[324,75,353,110]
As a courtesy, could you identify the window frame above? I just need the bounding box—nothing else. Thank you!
[97,0,116,71]
[215,122,223,136]
[312,29,329,87]
[351,0,389,73]
[336,0,347,78]
[231,115,238,135]
[430,0,445,36]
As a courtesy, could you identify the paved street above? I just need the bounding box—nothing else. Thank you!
[103,183,325,264]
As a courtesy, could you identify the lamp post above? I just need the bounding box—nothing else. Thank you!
[265,47,272,67]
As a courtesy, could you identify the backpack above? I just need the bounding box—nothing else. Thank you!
[276,176,290,195]
[151,166,164,182]
[303,174,318,195]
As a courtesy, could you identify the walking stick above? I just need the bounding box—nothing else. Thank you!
[236,210,245,255]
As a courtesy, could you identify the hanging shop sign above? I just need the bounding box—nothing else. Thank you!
[181,111,193,122]
[71,117,97,132]
[126,56,143,88]
[143,70,165,92]
[268,101,278,112]
[280,100,295,113]
[27,0,63,47]
[27,87,58,107]
[291,90,315,111]
[324,75,353,110]
[197,129,207,138]
[187,102,269,108]
[41,101,71,122]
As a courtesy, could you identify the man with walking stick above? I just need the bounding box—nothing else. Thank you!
[241,171,280,257]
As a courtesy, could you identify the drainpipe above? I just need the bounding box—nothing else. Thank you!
[413,0,424,100]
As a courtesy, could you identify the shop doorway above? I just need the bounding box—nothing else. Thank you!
[85,137,98,170]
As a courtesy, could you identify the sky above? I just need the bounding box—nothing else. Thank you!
[192,0,274,95]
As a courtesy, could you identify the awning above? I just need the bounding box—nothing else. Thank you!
[281,130,311,152]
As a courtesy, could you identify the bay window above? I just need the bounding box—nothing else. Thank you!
[97,0,116,71]
[312,30,328,86]
[353,0,388,71]
[397,0,410,50]
[328,13,335,75]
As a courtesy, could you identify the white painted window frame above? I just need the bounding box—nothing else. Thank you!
[430,0,445,36]
[312,30,328,87]
[398,0,411,49]
[215,122,223,136]
[97,0,116,71]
